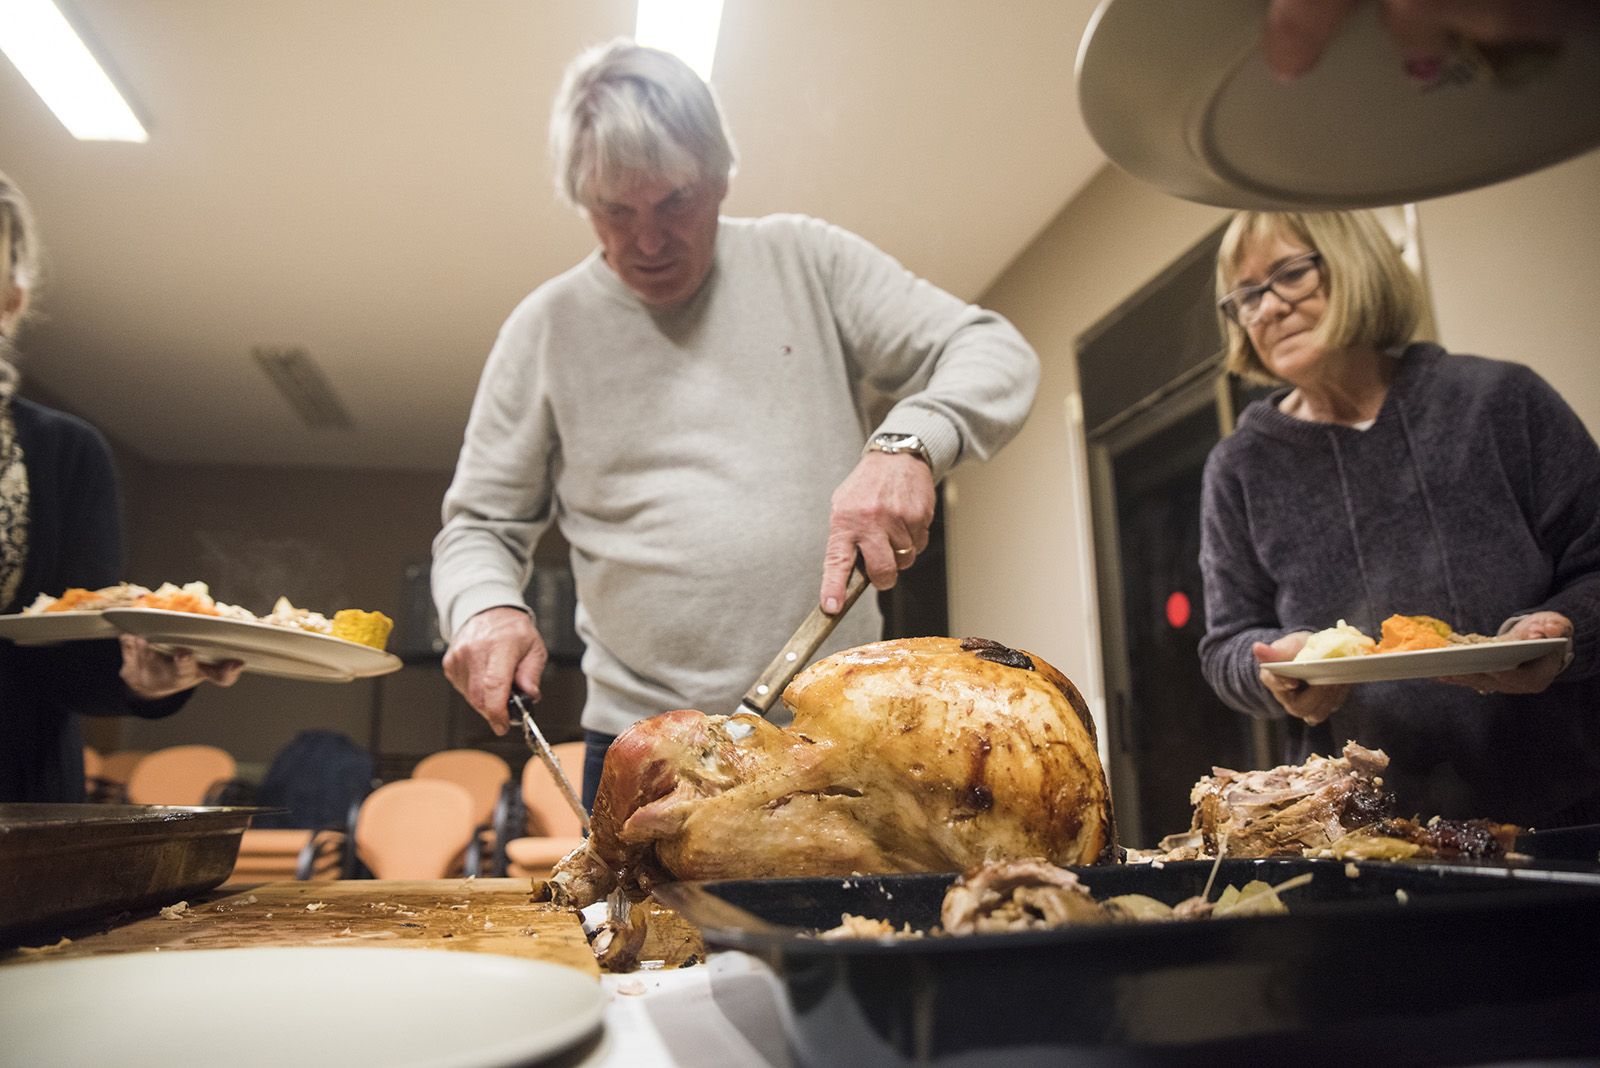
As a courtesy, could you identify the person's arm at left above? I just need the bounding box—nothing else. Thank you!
[808,219,1041,609]
[27,423,237,715]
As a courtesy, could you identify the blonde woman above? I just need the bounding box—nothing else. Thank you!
[0,171,239,803]
[1198,208,1600,827]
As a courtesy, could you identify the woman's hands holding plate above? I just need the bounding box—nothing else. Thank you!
[1434,611,1573,696]
[1254,631,1351,724]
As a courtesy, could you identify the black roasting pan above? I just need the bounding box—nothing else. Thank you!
[0,803,269,944]
[655,857,1600,1067]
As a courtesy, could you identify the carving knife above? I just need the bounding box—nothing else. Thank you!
[734,562,872,719]
[510,688,590,835]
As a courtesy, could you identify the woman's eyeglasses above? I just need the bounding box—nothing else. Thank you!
[1218,252,1323,325]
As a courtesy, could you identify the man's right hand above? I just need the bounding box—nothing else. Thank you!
[1253,631,1350,726]
[442,606,548,735]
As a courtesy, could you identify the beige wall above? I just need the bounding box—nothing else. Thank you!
[944,166,1227,760]
[1416,149,1600,430]
[948,147,1600,764]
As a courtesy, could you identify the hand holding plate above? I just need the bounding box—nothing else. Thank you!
[1254,632,1350,725]
[1434,611,1573,695]
[119,634,243,700]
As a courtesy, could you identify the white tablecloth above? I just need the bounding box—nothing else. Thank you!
[553,951,793,1068]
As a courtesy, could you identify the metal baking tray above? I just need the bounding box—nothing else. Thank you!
[657,858,1600,1067]
[0,803,270,943]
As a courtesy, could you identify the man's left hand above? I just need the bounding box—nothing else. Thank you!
[120,634,244,700]
[820,451,936,613]
[1436,610,1573,696]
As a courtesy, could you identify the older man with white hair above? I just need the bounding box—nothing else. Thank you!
[432,40,1039,805]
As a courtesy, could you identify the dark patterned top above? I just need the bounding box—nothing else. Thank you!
[0,397,188,803]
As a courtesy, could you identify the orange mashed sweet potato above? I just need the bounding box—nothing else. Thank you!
[1373,614,1453,654]
[133,590,221,616]
[43,588,98,612]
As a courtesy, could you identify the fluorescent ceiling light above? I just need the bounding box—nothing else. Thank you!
[635,0,725,82]
[0,0,147,142]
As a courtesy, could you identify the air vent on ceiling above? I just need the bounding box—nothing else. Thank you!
[252,346,355,430]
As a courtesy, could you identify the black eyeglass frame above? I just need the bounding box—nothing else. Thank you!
[1218,252,1324,325]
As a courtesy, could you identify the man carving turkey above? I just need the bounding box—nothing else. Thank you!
[431,40,1039,805]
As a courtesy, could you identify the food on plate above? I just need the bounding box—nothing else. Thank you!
[1294,619,1376,661]
[134,581,227,616]
[330,609,394,650]
[24,582,150,613]
[258,597,333,634]
[19,581,394,651]
[541,636,1115,909]
[1293,614,1497,660]
[1141,741,1518,862]
[1373,613,1454,653]
[814,858,1314,939]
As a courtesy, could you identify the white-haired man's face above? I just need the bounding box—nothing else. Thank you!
[587,171,727,307]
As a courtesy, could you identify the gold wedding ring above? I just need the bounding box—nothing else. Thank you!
[893,548,914,557]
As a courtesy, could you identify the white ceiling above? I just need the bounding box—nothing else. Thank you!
[0,0,1109,472]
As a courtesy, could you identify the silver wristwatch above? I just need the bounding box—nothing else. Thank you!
[866,432,931,465]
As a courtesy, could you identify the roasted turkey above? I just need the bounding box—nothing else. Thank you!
[545,636,1116,908]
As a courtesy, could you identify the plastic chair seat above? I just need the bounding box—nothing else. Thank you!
[227,828,342,883]
[354,779,479,880]
[503,835,585,878]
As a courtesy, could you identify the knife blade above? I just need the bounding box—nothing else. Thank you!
[511,689,590,835]
[733,562,872,719]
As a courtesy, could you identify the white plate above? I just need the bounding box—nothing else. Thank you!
[1265,637,1568,685]
[0,610,119,645]
[1075,0,1600,209]
[103,608,402,683]
[0,946,602,1068]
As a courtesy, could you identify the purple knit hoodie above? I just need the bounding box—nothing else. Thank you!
[1199,344,1600,825]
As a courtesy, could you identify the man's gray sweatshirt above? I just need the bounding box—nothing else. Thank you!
[433,214,1039,737]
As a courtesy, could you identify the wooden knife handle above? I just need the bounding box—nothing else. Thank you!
[739,563,872,716]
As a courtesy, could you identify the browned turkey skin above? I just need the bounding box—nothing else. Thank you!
[545,637,1116,908]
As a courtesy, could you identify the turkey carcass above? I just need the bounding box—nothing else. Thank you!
[546,636,1115,907]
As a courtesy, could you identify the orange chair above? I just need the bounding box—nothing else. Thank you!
[413,749,511,824]
[125,744,239,806]
[226,828,345,885]
[353,779,479,880]
[81,746,116,803]
[95,749,150,798]
[503,741,587,879]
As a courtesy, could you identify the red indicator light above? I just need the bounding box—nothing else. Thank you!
[1166,591,1191,629]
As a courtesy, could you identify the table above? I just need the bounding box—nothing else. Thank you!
[1,878,790,1067]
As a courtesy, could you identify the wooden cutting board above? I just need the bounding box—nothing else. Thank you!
[0,878,598,976]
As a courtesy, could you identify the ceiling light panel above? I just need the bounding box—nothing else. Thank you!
[635,0,724,82]
[0,0,147,142]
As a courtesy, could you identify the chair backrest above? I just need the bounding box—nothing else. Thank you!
[98,749,150,786]
[126,745,237,806]
[82,746,103,780]
[412,749,511,828]
[521,741,587,838]
[253,730,375,830]
[354,779,477,880]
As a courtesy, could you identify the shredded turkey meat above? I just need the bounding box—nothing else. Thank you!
[940,858,1107,934]
[1142,741,1518,862]
[542,637,1116,909]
